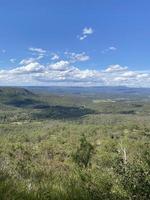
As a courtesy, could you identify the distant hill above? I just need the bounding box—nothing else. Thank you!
[0,87,34,97]
[25,86,150,100]
[0,87,39,108]
[0,87,95,121]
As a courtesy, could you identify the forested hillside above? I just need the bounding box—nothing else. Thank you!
[0,87,150,200]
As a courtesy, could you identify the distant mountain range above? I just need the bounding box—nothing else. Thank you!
[1,86,150,101]
[23,86,150,100]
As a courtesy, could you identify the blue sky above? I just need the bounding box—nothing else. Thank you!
[0,0,150,87]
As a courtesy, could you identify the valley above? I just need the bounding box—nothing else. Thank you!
[0,87,150,199]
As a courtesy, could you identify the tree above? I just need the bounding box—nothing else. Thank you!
[72,135,94,168]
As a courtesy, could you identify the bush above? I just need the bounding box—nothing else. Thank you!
[72,135,94,168]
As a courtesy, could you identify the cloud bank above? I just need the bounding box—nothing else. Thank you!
[0,56,150,87]
[0,47,149,87]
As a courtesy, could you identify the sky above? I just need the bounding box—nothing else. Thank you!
[0,0,150,87]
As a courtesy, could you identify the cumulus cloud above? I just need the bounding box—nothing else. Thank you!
[51,53,59,61]
[78,27,94,40]
[0,58,102,85]
[65,52,90,62]
[102,65,150,87]
[121,71,137,77]
[11,62,45,74]
[19,55,43,65]
[0,58,150,87]
[20,58,37,65]
[49,60,70,71]
[105,65,128,73]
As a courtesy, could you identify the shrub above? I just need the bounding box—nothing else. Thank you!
[72,135,94,168]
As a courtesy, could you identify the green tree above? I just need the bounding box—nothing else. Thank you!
[72,135,94,168]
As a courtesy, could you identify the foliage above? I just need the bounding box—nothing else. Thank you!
[0,87,150,199]
[72,135,94,168]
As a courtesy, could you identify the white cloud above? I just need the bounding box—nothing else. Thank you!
[0,59,102,85]
[73,53,90,62]
[121,71,138,77]
[137,73,149,78]
[102,46,117,53]
[29,47,46,55]
[51,53,59,61]
[11,62,45,74]
[65,52,90,62]
[79,35,87,41]
[49,60,70,71]
[78,27,94,40]
[83,27,94,35]
[20,58,37,65]
[0,59,150,87]
[113,77,128,82]
[109,46,117,51]
[105,65,128,73]
[19,55,43,65]
[34,66,101,84]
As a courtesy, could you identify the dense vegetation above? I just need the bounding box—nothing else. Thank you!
[0,87,150,200]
